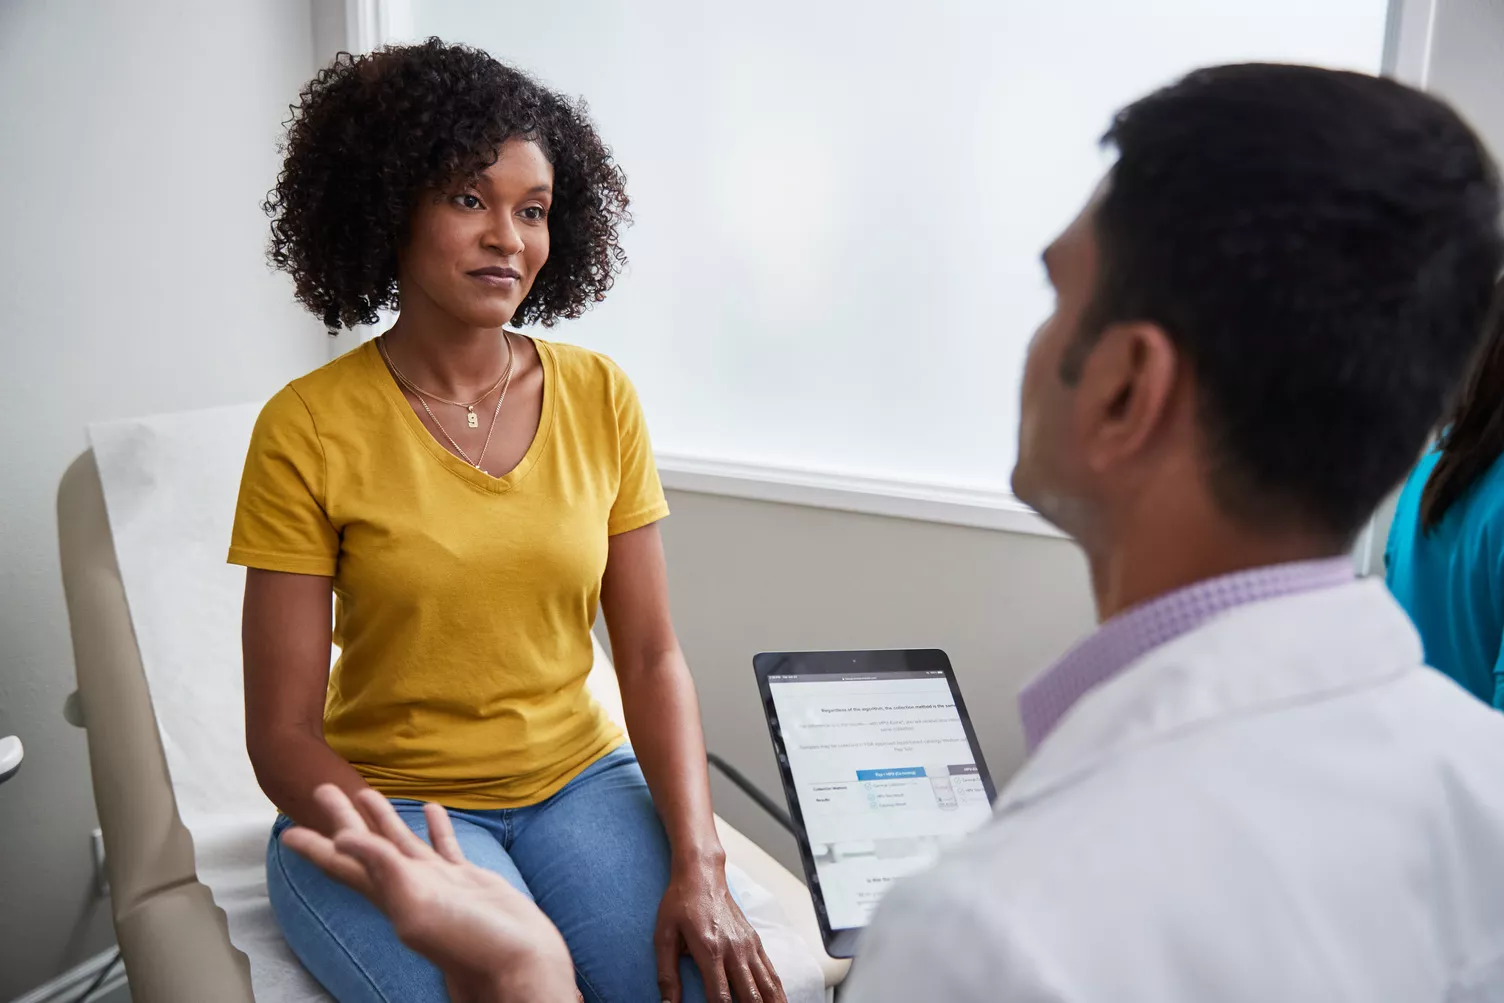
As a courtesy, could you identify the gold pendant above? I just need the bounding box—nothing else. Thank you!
[467,409,479,429]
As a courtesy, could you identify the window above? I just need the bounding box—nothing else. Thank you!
[380,0,1389,512]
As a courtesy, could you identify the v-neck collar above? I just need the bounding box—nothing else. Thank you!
[364,335,556,494]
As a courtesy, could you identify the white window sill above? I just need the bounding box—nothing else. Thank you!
[655,454,1066,538]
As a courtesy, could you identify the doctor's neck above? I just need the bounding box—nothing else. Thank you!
[1081,485,1350,623]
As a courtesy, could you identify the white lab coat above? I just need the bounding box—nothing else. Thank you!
[844,580,1504,1002]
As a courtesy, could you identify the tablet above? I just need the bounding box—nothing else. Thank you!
[753,649,996,957]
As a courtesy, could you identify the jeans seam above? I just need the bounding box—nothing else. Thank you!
[575,964,607,1003]
[271,837,397,1003]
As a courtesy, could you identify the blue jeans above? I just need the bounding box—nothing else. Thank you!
[267,746,708,1003]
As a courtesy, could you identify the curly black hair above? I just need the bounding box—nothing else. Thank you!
[265,39,630,331]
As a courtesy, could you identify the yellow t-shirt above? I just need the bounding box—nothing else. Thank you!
[228,338,668,808]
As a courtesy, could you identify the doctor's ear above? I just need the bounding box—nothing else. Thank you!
[1075,321,1180,474]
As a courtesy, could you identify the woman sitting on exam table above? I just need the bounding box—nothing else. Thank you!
[231,40,782,1003]
[1386,292,1504,710]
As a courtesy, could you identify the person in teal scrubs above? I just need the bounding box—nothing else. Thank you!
[1387,295,1504,709]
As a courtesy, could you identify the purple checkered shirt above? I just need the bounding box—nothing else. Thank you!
[1017,557,1355,753]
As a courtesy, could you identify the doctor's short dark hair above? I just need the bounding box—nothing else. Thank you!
[1072,63,1503,541]
[264,38,630,331]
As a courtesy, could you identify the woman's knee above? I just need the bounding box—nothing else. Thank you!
[511,764,711,1002]
[266,815,449,1003]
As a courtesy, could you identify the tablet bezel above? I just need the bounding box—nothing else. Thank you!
[752,648,996,958]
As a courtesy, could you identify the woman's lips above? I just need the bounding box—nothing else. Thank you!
[468,266,522,287]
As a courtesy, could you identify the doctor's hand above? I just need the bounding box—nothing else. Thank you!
[281,784,579,1003]
[656,862,787,1003]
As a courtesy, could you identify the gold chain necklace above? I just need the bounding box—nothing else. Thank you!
[378,333,515,471]
[378,335,510,428]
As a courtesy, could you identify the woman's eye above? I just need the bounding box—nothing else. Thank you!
[453,193,484,210]
[520,205,548,221]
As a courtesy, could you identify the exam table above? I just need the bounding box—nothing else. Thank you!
[58,447,848,1001]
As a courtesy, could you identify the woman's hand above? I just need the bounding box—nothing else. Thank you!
[281,784,579,1003]
[655,858,787,1003]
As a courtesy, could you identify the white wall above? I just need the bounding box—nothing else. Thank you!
[1427,0,1504,165]
[0,0,327,995]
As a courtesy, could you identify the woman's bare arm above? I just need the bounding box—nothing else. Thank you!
[242,567,371,834]
[600,526,721,865]
[601,524,784,1003]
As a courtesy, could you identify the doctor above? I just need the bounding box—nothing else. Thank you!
[282,63,1504,1001]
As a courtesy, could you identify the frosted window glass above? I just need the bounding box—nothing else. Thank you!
[395,1,1387,492]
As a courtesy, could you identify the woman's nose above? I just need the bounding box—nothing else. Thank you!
[484,212,526,257]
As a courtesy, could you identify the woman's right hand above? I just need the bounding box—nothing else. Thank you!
[282,784,580,1003]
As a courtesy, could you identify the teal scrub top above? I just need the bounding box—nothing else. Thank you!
[1385,449,1504,709]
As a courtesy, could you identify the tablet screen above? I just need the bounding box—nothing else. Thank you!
[764,657,994,931]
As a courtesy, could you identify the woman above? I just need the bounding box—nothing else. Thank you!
[1386,292,1504,710]
[232,39,783,1003]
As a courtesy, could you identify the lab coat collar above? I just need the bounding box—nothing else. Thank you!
[996,578,1422,815]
